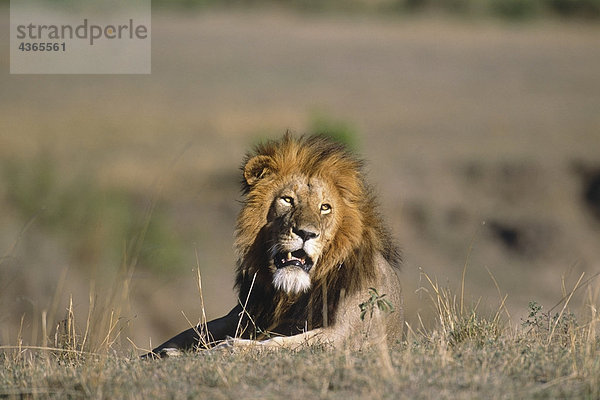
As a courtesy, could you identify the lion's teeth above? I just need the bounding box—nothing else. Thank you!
[287,252,292,260]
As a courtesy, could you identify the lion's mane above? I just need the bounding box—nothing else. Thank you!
[233,134,400,337]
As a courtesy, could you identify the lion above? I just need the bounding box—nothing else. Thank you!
[145,134,403,357]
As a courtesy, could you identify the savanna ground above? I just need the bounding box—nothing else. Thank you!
[3,280,600,399]
[1,4,600,398]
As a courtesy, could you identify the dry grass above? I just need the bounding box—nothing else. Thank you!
[2,266,600,399]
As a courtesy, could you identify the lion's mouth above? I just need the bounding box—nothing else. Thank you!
[274,249,313,273]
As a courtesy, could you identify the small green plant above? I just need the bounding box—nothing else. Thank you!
[359,288,395,321]
[522,300,545,330]
[522,300,578,343]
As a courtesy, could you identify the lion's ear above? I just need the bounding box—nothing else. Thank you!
[244,155,272,186]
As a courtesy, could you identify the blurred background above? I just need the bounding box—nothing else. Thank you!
[1,0,599,353]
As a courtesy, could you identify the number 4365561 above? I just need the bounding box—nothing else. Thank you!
[18,42,66,51]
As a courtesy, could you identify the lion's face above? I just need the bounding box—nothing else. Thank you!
[237,136,369,298]
[267,175,340,294]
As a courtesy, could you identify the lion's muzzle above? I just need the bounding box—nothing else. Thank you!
[274,249,313,273]
[272,248,314,294]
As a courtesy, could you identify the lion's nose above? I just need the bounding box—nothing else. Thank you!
[293,226,319,241]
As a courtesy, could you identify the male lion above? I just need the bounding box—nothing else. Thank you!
[146,134,402,357]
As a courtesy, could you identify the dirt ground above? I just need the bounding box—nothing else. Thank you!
[1,9,599,349]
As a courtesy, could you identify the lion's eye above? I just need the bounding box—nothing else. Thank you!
[320,203,332,214]
[281,196,294,205]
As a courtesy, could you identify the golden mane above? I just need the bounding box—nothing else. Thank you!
[234,134,400,336]
[144,133,403,357]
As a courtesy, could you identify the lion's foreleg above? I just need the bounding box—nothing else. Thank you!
[219,327,347,351]
[144,305,243,358]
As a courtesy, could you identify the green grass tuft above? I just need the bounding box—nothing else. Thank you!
[308,112,360,152]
